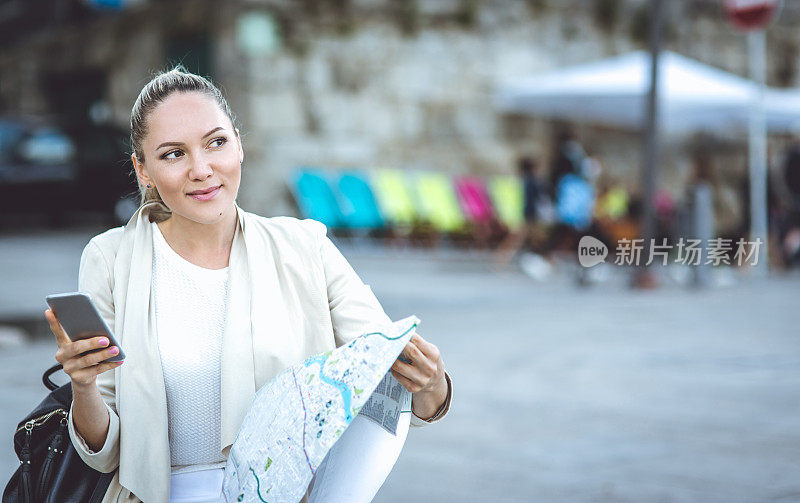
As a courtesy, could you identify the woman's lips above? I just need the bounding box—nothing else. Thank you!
[187,185,221,201]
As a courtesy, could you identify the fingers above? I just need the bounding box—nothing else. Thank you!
[64,344,120,373]
[390,368,422,393]
[76,336,111,355]
[57,335,121,389]
[404,340,438,376]
[410,333,442,362]
[390,338,442,393]
[45,309,71,346]
[390,358,417,380]
[47,308,122,388]
[70,360,123,387]
[402,338,425,363]
[55,335,111,364]
[78,345,121,369]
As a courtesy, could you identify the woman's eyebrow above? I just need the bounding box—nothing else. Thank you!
[156,126,226,150]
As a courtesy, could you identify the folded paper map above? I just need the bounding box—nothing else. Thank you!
[223,315,419,503]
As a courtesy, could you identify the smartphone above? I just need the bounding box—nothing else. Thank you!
[45,292,125,363]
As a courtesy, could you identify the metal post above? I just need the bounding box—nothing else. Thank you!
[748,30,770,275]
[634,0,665,288]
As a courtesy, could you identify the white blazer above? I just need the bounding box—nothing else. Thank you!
[66,201,451,502]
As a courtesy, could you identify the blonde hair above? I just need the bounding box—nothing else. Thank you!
[129,65,240,222]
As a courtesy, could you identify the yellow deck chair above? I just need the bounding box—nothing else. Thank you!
[411,172,466,233]
[370,169,417,226]
[488,175,524,231]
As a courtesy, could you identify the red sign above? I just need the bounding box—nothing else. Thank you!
[722,0,782,31]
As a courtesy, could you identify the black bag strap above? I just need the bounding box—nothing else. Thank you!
[42,364,63,392]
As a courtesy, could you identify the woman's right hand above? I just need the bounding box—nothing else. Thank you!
[46,308,123,391]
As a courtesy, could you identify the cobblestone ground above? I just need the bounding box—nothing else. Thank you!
[1,230,799,502]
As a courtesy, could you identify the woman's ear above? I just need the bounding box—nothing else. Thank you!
[132,153,153,188]
[235,129,244,164]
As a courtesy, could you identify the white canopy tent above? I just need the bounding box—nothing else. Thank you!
[494,50,800,135]
[765,88,800,132]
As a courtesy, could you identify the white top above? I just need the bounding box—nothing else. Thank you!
[151,221,230,475]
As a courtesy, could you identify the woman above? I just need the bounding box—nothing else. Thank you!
[45,67,452,503]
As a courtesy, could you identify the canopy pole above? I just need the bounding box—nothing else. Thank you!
[748,30,769,275]
[634,0,665,288]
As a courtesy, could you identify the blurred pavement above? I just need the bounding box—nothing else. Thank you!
[1,229,799,502]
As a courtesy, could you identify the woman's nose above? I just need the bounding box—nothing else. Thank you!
[189,155,214,180]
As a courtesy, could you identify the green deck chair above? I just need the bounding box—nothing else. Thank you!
[411,172,466,233]
[370,169,418,227]
[488,175,524,231]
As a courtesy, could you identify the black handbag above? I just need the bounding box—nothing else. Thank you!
[3,363,116,503]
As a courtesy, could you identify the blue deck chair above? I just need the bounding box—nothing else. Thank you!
[290,168,343,229]
[337,171,385,230]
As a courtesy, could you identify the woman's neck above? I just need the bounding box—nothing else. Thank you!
[156,206,238,270]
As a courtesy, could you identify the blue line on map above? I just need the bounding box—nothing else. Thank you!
[304,355,354,422]
[248,466,269,502]
[361,323,418,341]
[291,368,315,474]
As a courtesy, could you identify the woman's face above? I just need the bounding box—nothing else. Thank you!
[133,91,243,225]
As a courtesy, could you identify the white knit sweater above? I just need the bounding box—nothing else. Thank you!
[151,222,230,475]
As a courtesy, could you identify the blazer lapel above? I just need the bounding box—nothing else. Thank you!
[239,209,299,389]
[220,203,257,454]
[115,202,171,503]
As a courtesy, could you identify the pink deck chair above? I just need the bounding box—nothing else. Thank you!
[455,176,496,224]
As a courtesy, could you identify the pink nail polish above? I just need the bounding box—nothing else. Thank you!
[99,338,109,346]
[109,346,119,355]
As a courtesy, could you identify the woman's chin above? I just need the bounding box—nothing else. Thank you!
[170,198,235,225]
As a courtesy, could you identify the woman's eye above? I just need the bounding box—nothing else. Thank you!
[160,138,226,160]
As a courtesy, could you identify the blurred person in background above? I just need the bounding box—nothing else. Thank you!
[683,149,746,259]
[684,151,716,286]
[543,128,599,260]
[780,139,800,268]
[547,129,587,201]
[549,171,595,256]
[654,188,678,244]
[520,156,549,252]
[44,67,452,503]
[782,137,800,209]
[494,156,552,278]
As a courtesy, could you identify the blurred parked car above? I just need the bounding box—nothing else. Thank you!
[0,117,139,228]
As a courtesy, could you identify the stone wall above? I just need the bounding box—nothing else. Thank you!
[1,0,798,217]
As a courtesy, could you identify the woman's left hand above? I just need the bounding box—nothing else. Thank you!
[390,332,448,420]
